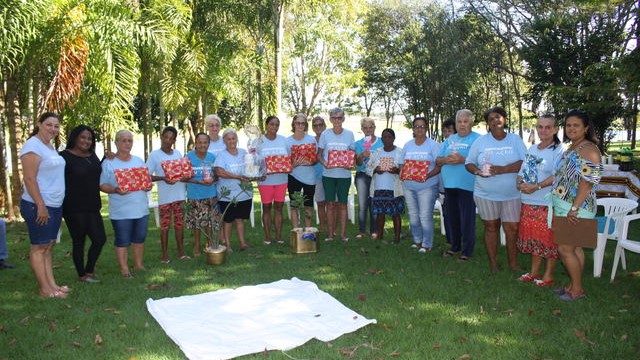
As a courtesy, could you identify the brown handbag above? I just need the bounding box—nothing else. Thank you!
[552,216,598,248]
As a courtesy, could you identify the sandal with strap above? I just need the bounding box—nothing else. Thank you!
[517,273,540,282]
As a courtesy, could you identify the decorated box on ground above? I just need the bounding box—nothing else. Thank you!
[290,227,318,254]
[114,167,152,192]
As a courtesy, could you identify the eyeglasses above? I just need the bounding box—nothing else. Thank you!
[413,125,426,129]
[294,122,307,126]
[330,116,344,120]
[207,123,220,128]
[312,123,325,127]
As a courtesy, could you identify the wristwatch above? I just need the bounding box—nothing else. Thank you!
[570,206,578,212]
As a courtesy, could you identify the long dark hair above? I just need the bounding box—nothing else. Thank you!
[66,124,98,153]
[564,109,599,145]
[29,112,61,138]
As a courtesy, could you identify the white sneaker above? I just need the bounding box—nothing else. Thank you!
[418,247,431,253]
[410,243,419,248]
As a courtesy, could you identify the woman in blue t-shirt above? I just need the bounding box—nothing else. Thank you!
[185,133,217,256]
[400,117,442,252]
[465,107,527,272]
[354,118,383,239]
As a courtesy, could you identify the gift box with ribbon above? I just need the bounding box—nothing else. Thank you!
[114,167,152,192]
[161,158,194,182]
[327,150,355,169]
[291,143,317,166]
[400,159,430,182]
[265,155,293,174]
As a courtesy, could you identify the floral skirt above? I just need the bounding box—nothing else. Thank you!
[517,204,558,259]
[372,190,404,216]
[185,198,218,230]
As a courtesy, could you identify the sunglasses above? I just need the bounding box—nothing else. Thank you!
[294,122,307,126]
[312,123,325,127]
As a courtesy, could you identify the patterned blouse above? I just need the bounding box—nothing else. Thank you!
[552,144,603,213]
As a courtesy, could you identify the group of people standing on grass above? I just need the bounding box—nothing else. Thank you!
[18,106,601,302]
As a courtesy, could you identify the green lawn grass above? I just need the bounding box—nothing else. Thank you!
[1,200,639,360]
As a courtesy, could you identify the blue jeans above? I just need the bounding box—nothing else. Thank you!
[355,172,375,234]
[444,188,476,257]
[404,185,438,248]
[0,218,7,259]
[111,216,149,247]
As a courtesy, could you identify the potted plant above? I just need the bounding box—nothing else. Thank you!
[202,182,254,265]
[289,191,318,253]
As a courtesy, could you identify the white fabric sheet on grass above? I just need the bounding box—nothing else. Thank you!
[146,277,377,360]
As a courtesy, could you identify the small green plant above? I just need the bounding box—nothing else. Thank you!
[289,190,312,229]
[202,183,253,250]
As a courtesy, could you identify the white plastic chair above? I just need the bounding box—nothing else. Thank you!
[610,213,640,282]
[434,199,446,236]
[147,189,160,228]
[594,198,638,277]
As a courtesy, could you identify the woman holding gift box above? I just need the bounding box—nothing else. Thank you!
[317,108,355,242]
[354,118,383,239]
[287,113,317,228]
[465,107,527,272]
[516,115,564,287]
[100,130,152,278]
[400,117,442,252]
[147,126,189,263]
[60,125,107,283]
[366,128,404,243]
[20,112,68,298]
[258,115,289,245]
[214,129,255,251]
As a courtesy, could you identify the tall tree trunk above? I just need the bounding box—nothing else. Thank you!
[5,74,24,217]
[273,0,285,116]
[632,94,638,149]
[0,78,14,217]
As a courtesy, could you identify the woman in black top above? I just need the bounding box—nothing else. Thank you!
[60,125,106,283]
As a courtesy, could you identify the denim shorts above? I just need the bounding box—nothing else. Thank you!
[20,199,63,245]
[111,216,149,247]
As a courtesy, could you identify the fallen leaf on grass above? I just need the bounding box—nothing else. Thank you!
[390,351,401,356]
[366,268,383,275]
[0,324,5,332]
[19,316,30,325]
[380,323,390,331]
[502,309,514,314]
[95,334,103,345]
[127,347,136,351]
[71,341,82,348]
[147,284,161,290]
[622,294,630,299]
[573,328,595,345]
[357,294,367,302]
[528,310,534,316]
[68,325,80,333]
[494,337,504,345]
[104,307,116,312]
[43,343,54,349]
[343,250,352,255]
[49,322,57,332]
[458,337,467,344]
[84,307,91,313]
[459,354,472,359]
[620,334,628,341]
[9,338,17,346]
[479,306,484,315]
[529,329,542,335]
[359,247,368,254]
[65,304,72,309]
[434,343,441,349]
[552,309,561,316]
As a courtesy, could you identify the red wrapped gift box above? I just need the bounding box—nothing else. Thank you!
[291,143,317,165]
[114,167,152,192]
[265,155,292,174]
[400,159,430,182]
[379,157,395,172]
[327,150,355,169]
[161,158,193,182]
